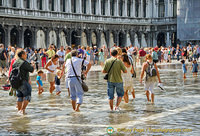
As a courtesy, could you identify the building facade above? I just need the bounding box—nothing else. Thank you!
[0,0,177,49]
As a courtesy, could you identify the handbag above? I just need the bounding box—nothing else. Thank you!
[128,55,136,78]
[104,59,117,80]
[71,59,88,92]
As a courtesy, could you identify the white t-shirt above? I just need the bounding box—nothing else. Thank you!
[127,47,134,55]
[57,50,65,62]
[65,57,89,77]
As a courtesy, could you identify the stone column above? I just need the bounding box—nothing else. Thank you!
[131,0,135,17]
[87,0,92,14]
[164,0,168,17]
[153,0,158,17]
[56,0,61,12]
[140,0,143,17]
[97,0,101,15]
[4,0,9,7]
[123,0,127,17]
[77,0,82,13]
[106,0,110,16]
[5,26,11,47]
[67,0,71,13]
[32,0,37,10]
[19,0,24,8]
[115,0,119,16]
[166,32,170,47]
[44,0,49,11]
[169,0,173,17]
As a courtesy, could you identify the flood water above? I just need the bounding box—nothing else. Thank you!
[0,64,200,135]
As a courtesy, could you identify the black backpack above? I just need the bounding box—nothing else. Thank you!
[146,62,157,78]
[9,61,24,89]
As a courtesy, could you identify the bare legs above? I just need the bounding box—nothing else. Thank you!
[71,100,81,112]
[49,82,55,94]
[17,100,29,114]
[146,90,154,104]
[124,89,135,103]
[109,97,123,111]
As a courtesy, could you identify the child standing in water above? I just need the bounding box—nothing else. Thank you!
[36,70,44,95]
[55,70,63,95]
[191,60,199,77]
[121,53,135,103]
[181,60,187,79]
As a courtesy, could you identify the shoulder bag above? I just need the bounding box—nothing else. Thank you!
[104,59,117,80]
[71,59,88,92]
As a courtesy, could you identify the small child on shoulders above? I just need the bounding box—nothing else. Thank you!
[36,70,44,95]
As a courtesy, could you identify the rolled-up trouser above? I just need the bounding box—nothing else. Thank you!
[68,77,84,104]
[16,81,32,102]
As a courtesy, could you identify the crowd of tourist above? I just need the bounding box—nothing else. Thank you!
[0,42,199,114]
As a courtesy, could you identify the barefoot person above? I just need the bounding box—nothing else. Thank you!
[45,55,60,94]
[102,49,127,111]
[140,54,161,104]
[65,50,91,111]
[12,50,34,114]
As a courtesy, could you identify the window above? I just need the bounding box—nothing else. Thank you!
[0,0,3,6]
[24,0,30,9]
[135,0,139,17]
[91,0,96,15]
[101,0,105,15]
[82,0,86,14]
[127,0,131,17]
[71,0,76,13]
[119,0,123,16]
[61,0,66,12]
[12,0,17,7]
[143,0,146,17]
[49,0,54,11]
[110,0,114,16]
[158,0,165,17]
[173,0,177,17]
[37,0,42,10]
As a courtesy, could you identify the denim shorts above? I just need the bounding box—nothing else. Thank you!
[107,82,124,100]
[16,81,32,102]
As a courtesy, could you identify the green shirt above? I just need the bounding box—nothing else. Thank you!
[65,53,71,62]
[103,57,126,83]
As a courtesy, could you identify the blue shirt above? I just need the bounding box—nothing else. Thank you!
[36,76,43,86]
[192,63,198,73]
[55,76,60,85]
[182,64,187,73]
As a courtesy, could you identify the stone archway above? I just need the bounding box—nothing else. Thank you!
[36,30,46,49]
[157,32,166,47]
[109,32,114,48]
[0,27,5,45]
[134,33,140,47]
[141,33,147,47]
[91,32,97,46]
[126,33,131,47]
[59,31,67,47]
[100,32,107,48]
[24,29,33,48]
[49,30,57,46]
[10,28,19,47]
[119,32,126,47]
[81,32,87,46]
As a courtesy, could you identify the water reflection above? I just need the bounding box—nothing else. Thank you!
[0,64,200,135]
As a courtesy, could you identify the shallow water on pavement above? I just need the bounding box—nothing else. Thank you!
[0,63,200,135]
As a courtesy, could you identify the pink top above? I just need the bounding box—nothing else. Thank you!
[8,58,16,77]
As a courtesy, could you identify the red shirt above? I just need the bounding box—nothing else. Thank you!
[139,50,146,57]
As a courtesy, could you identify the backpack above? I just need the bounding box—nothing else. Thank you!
[9,61,24,89]
[146,62,157,78]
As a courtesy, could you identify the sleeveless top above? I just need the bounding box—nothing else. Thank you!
[47,60,58,74]
[122,66,133,87]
